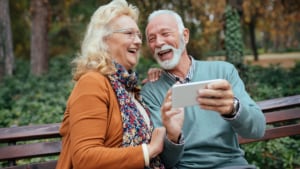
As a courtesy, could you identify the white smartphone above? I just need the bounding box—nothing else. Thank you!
[172,79,223,108]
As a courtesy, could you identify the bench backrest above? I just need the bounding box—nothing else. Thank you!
[0,123,61,169]
[238,95,300,144]
[0,95,300,169]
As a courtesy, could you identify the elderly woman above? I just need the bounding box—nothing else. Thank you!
[55,0,165,169]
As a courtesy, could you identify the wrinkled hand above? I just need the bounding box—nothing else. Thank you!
[161,89,184,143]
[148,127,166,158]
[197,79,234,115]
[142,68,162,84]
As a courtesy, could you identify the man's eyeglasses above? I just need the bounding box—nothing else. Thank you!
[112,28,142,41]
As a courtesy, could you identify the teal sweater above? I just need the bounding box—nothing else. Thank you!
[141,61,266,169]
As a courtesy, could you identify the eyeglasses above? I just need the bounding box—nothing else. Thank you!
[112,28,142,41]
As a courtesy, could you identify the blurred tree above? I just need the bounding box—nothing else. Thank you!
[0,0,15,81]
[242,0,262,61]
[48,0,109,56]
[268,0,300,51]
[242,0,300,56]
[30,0,50,75]
[6,0,300,71]
[281,0,300,14]
[189,0,226,58]
[224,5,244,67]
[9,1,30,59]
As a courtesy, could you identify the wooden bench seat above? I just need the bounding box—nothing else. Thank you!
[0,95,300,169]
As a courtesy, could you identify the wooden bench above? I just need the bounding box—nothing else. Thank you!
[238,95,300,144]
[0,123,61,169]
[0,95,300,169]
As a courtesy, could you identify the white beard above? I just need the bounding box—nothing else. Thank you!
[153,37,185,70]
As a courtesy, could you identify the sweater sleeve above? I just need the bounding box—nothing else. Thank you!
[68,72,144,169]
[225,63,266,139]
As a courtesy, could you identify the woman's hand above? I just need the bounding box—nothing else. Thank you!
[148,127,166,158]
[142,68,162,84]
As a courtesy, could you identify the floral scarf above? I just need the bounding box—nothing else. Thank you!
[107,62,164,169]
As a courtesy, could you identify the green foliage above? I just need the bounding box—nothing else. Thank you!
[242,137,300,169]
[135,56,158,84]
[224,5,244,66]
[0,56,73,127]
[241,61,300,101]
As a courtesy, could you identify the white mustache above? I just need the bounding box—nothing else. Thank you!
[154,45,175,56]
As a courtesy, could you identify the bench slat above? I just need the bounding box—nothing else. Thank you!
[0,123,61,143]
[258,95,300,112]
[2,160,57,169]
[265,107,300,123]
[239,123,300,144]
[0,141,61,161]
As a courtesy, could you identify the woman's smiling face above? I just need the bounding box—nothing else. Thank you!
[106,15,142,70]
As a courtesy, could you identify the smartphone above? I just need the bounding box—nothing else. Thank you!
[172,79,223,108]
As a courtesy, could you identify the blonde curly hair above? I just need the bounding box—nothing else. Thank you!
[72,0,139,81]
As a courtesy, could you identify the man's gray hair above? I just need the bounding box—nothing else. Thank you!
[148,9,185,32]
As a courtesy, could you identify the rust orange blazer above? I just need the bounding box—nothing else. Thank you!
[56,71,145,169]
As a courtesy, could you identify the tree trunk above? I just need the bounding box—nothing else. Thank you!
[249,16,258,61]
[0,0,15,81]
[263,31,270,53]
[30,0,49,76]
[228,0,243,13]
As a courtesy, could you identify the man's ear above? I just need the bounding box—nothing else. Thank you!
[183,28,190,44]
